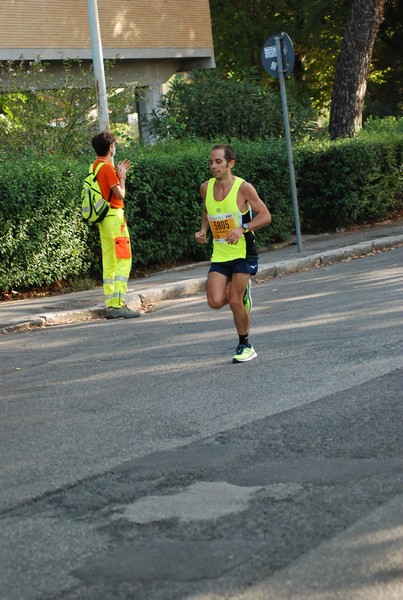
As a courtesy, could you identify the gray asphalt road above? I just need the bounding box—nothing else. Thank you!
[0,247,402,599]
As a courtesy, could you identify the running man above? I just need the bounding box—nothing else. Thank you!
[195,144,271,363]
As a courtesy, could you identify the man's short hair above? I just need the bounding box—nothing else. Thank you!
[91,130,116,156]
[211,144,236,163]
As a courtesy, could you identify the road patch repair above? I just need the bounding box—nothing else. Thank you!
[1,368,401,597]
[112,481,265,524]
[67,370,403,595]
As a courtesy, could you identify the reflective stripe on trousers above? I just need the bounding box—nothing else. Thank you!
[98,208,132,308]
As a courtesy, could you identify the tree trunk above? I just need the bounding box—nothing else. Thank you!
[329,0,385,139]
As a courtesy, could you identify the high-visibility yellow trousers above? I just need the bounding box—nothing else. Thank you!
[98,208,132,308]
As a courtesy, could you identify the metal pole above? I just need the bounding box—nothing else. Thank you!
[275,36,303,252]
[87,0,109,132]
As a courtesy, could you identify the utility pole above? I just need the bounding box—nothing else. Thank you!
[87,0,109,132]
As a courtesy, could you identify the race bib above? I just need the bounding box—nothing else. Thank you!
[209,213,237,240]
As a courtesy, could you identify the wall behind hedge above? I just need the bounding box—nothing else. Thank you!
[0,130,401,292]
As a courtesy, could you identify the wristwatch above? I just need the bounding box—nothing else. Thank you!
[242,223,250,233]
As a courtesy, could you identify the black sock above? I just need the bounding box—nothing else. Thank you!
[239,334,249,346]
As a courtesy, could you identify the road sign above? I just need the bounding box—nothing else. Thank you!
[261,32,295,79]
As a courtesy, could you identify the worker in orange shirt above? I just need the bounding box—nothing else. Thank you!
[91,130,139,319]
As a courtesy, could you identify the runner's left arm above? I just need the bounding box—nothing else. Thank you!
[226,182,271,245]
[241,182,271,232]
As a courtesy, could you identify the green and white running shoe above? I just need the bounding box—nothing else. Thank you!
[232,344,257,363]
[243,281,252,313]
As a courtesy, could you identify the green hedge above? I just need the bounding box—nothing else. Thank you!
[296,135,403,232]
[125,146,211,266]
[125,140,302,266]
[0,126,401,292]
[0,158,97,291]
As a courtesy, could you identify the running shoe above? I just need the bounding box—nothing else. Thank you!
[243,280,252,312]
[232,344,257,363]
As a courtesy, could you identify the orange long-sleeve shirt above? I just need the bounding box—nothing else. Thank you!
[93,158,123,209]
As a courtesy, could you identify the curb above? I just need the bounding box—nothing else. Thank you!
[2,235,403,335]
[135,277,207,305]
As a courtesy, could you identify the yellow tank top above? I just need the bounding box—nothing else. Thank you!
[206,176,248,263]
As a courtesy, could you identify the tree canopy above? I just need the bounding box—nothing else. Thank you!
[209,0,402,119]
[144,68,317,142]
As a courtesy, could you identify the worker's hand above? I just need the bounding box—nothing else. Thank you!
[117,159,131,179]
[195,231,207,244]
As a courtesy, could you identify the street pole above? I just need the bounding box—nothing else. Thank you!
[275,36,303,252]
[87,0,109,132]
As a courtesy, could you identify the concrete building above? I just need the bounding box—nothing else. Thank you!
[0,0,215,139]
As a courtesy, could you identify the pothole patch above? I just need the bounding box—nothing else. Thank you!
[112,481,264,523]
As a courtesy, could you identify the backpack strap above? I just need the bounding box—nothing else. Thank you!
[92,161,113,202]
[92,160,106,178]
